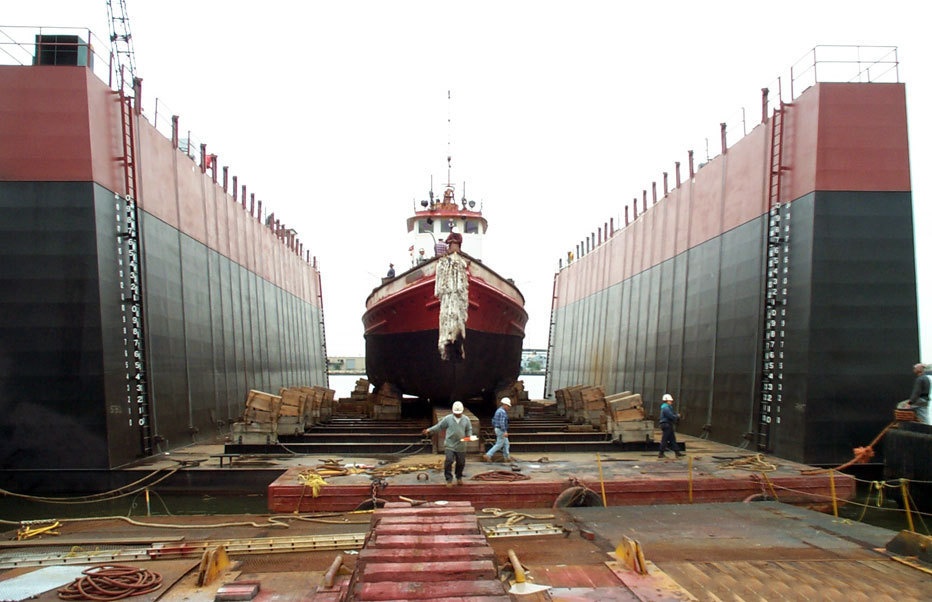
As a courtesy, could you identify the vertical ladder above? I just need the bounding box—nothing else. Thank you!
[758,102,790,452]
[117,83,152,455]
[543,276,559,400]
[317,269,330,388]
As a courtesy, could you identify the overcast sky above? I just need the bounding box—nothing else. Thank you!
[6,1,929,361]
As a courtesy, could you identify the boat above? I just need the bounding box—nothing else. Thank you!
[0,27,328,492]
[544,45,920,467]
[363,160,528,403]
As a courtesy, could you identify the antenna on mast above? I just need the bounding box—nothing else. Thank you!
[447,89,453,187]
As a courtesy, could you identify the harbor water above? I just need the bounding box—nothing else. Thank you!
[326,373,546,401]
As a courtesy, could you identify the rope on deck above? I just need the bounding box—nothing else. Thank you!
[58,565,162,600]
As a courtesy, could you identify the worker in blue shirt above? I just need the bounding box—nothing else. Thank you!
[658,393,684,459]
[483,397,512,462]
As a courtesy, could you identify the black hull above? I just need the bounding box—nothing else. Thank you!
[883,422,932,512]
[0,181,327,476]
[550,191,918,465]
[365,329,523,402]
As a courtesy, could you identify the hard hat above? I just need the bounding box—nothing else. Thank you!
[500,397,512,406]
[662,393,673,401]
[452,401,464,414]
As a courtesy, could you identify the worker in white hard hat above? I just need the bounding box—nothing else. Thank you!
[483,397,512,463]
[423,401,473,486]
[658,393,684,459]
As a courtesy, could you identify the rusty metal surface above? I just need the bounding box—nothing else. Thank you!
[3,496,929,600]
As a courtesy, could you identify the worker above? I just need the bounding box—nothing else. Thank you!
[386,263,395,278]
[903,362,931,424]
[445,226,463,253]
[416,248,427,264]
[483,397,512,462]
[422,401,472,486]
[658,393,684,458]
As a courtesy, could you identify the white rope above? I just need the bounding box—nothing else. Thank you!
[435,253,469,359]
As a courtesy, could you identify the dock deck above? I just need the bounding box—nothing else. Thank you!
[0,500,927,601]
[127,432,856,514]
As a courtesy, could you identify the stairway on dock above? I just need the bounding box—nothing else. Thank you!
[346,501,509,601]
[488,405,618,453]
[226,403,648,456]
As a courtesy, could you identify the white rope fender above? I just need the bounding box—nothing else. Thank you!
[434,253,469,359]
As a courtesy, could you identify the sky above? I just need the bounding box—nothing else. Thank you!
[6,1,930,361]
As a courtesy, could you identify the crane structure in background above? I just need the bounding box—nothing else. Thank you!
[106,0,137,87]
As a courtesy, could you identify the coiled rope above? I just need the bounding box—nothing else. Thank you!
[480,508,555,526]
[57,565,162,600]
[719,454,777,471]
[472,470,530,482]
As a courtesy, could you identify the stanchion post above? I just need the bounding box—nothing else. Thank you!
[596,454,608,506]
[688,456,694,503]
[900,479,915,532]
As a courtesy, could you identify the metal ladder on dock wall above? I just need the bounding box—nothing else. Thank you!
[758,102,791,452]
[116,87,153,456]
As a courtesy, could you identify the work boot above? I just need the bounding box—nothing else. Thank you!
[446,481,453,488]
[675,451,684,458]
[481,455,491,462]
[456,478,464,486]
[658,453,665,458]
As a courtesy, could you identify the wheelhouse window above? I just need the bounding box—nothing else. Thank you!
[440,220,455,234]
[417,219,433,233]
[463,220,479,234]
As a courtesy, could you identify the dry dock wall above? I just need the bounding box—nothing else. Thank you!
[0,65,327,474]
[548,82,919,465]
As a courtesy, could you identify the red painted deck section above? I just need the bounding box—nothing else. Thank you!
[350,502,510,601]
[267,451,855,514]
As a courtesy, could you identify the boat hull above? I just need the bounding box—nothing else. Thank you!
[366,329,524,402]
[363,254,527,402]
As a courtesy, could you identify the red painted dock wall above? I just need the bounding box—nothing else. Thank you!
[548,82,918,465]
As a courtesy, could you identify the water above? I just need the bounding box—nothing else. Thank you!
[0,492,270,523]
[326,373,546,400]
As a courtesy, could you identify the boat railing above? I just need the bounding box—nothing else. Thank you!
[558,44,901,270]
[708,45,899,162]
[1,25,313,265]
[0,25,212,173]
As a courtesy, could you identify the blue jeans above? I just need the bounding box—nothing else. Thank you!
[444,449,466,482]
[486,427,510,459]
[659,422,680,455]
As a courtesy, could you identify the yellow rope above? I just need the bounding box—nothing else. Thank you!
[297,473,328,498]
[721,454,777,471]
[759,471,779,501]
[480,508,555,527]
